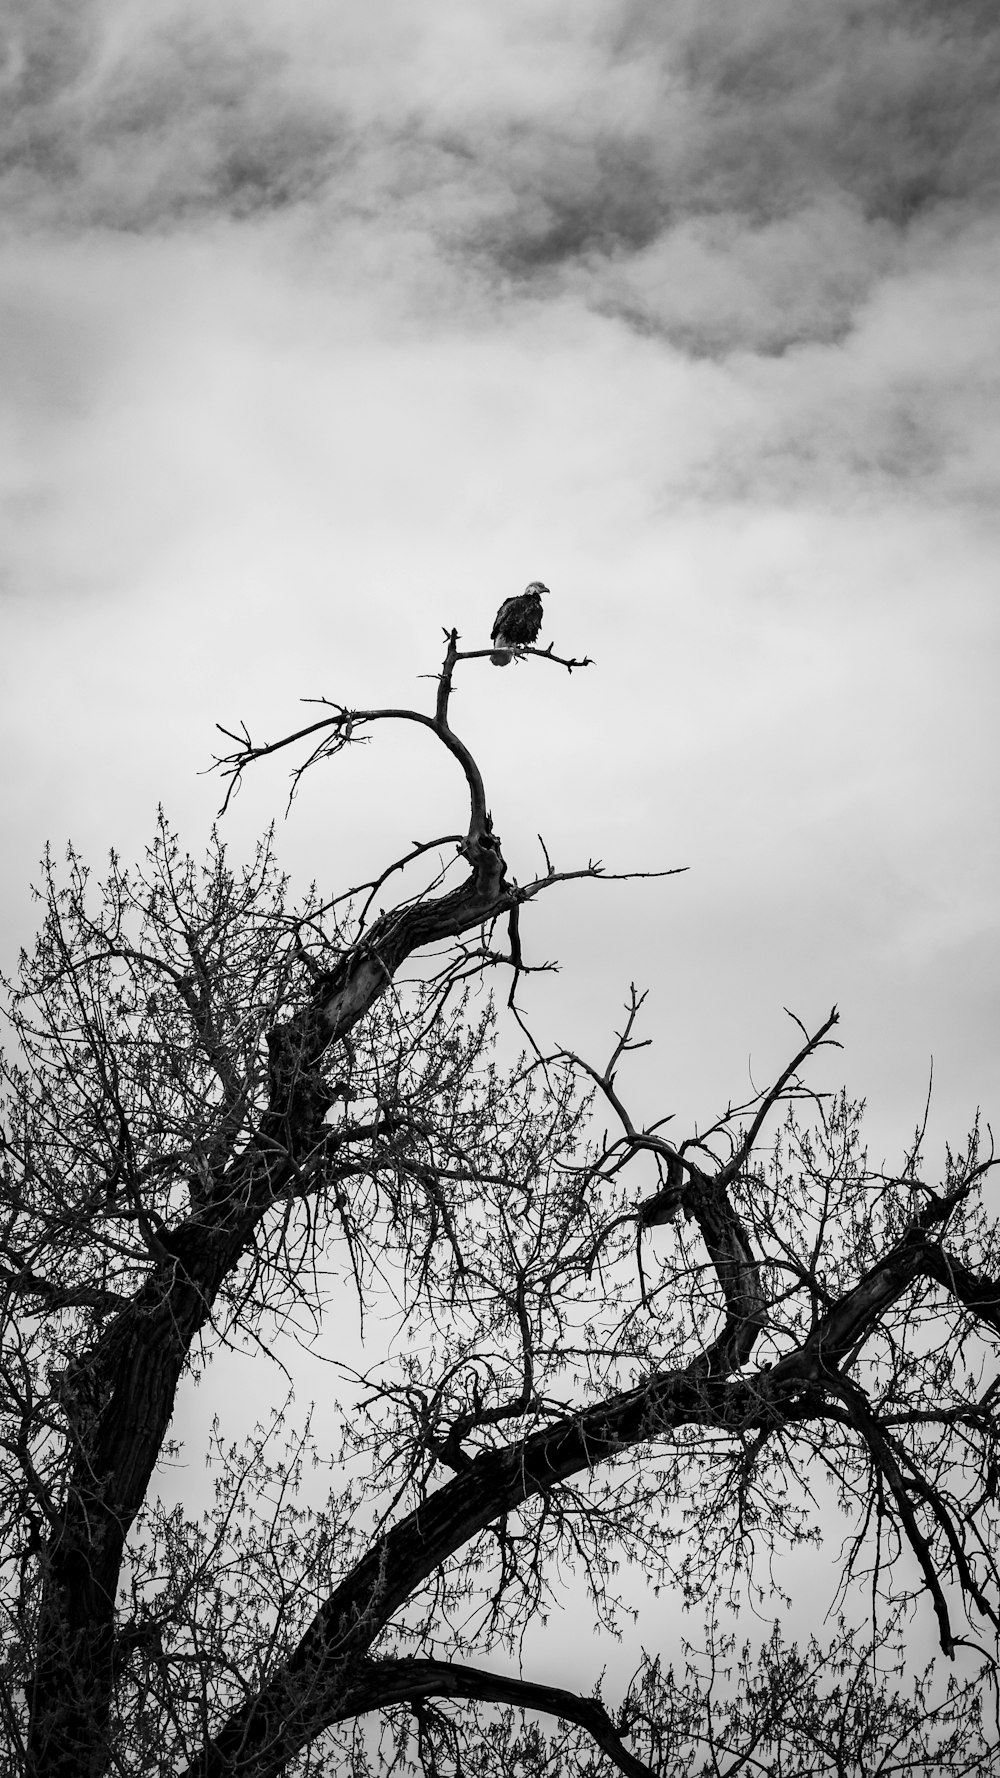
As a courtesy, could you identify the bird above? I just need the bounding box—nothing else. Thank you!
[490,581,548,666]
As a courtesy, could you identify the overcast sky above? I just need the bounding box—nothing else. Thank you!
[5,0,997,1159]
[3,0,999,1706]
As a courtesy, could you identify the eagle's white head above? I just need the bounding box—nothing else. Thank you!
[525,581,549,597]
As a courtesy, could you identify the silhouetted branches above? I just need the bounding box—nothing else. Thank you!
[2,624,998,1778]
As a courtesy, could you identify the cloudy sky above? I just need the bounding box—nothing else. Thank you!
[2,0,998,1170]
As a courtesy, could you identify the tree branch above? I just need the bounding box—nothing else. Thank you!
[454,642,594,673]
[183,1191,1000,1778]
[213,631,495,842]
[714,1006,841,1190]
[348,1656,656,1778]
[25,624,614,1772]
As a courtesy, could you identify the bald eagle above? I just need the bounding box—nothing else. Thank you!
[490,581,548,666]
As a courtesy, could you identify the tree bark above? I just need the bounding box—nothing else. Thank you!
[25,817,515,1776]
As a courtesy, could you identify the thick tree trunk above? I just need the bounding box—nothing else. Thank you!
[25,825,513,1777]
[27,1260,230,1775]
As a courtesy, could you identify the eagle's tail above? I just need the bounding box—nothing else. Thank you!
[490,645,512,667]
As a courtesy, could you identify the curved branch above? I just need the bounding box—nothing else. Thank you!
[184,1341,770,1774]
[823,1378,958,1654]
[184,1207,1000,1777]
[213,632,494,843]
[215,706,448,817]
[213,630,598,841]
[349,1657,656,1778]
[432,630,489,846]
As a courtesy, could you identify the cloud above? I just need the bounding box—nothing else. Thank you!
[3,0,999,355]
[0,1,341,227]
[0,0,995,1244]
[1,0,999,607]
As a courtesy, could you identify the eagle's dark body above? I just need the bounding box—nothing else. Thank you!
[490,581,547,666]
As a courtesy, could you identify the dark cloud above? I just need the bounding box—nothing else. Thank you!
[460,0,1000,349]
[0,3,346,227]
[1,0,999,357]
[616,0,1000,224]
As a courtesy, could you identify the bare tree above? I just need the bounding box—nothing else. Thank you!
[1,629,998,1777]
